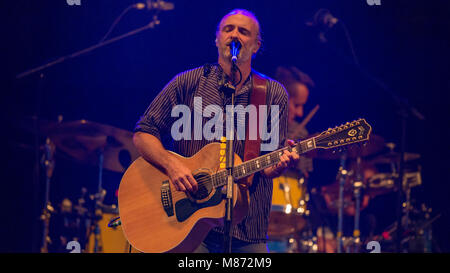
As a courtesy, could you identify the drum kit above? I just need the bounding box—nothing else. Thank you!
[19,116,139,253]
[18,116,434,253]
[267,133,432,253]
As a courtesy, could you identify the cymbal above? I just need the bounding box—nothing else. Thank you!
[308,134,385,160]
[46,120,139,173]
[369,152,421,165]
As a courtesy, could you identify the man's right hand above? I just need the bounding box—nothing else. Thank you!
[133,132,199,193]
[166,159,198,193]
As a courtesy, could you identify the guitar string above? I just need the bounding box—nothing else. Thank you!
[169,142,317,198]
[169,153,282,199]
[169,126,367,198]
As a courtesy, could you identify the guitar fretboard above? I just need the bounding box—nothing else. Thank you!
[211,137,317,187]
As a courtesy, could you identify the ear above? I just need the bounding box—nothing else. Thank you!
[253,40,261,54]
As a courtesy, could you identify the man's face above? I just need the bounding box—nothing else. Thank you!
[216,13,261,64]
[288,83,309,124]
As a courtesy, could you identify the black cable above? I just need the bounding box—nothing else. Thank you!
[338,21,360,67]
[232,63,243,86]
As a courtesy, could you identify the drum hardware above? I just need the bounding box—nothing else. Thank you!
[47,119,136,252]
[267,236,299,253]
[40,137,56,253]
[316,226,336,253]
[336,152,348,253]
[44,119,139,173]
[268,170,313,252]
[269,170,308,240]
[367,204,440,253]
[351,156,364,253]
[369,151,421,165]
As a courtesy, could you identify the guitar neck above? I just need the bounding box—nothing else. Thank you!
[211,137,317,187]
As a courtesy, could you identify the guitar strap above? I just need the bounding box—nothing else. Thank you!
[242,71,268,187]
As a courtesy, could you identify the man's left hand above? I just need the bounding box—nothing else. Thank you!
[262,140,300,178]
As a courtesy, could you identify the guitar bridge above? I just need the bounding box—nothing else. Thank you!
[161,180,174,217]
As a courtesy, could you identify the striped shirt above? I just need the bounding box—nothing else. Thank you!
[135,63,288,243]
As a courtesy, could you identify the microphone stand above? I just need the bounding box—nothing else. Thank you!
[16,15,161,79]
[352,156,363,253]
[223,61,238,253]
[336,152,347,253]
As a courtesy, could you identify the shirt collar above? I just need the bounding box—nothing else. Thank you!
[214,64,252,96]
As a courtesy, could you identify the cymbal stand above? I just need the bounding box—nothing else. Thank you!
[336,152,347,253]
[40,137,56,253]
[91,150,105,253]
[352,156,363,253]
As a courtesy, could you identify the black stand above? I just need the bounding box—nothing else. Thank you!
[223,62,238,253]
[39,137,56,253]
[352,156,363,253]
[336,153,347,253]
[92,150,105,253]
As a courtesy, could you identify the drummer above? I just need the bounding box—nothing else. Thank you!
[275,66,315,178]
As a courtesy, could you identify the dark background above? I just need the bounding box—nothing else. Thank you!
[1,0,449,252]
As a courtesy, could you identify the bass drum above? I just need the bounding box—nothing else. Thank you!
[271,169,308,212]
[87,213,139,253]
[268,169,308,239]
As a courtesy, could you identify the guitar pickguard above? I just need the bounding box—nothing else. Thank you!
[175,189,223,222]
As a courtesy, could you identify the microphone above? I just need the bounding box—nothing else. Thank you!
[135,0,175,11]
[306,9,339,43]
[230,39,241,63]
[307,9,339,29]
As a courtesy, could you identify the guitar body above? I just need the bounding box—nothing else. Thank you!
[118,143,249,253]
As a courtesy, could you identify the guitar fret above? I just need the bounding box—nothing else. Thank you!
[214,137,318,184]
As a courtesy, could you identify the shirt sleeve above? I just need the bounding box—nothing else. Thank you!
[134,76,181,141]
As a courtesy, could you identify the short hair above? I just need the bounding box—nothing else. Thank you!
[275,66,315,95]
[216,9,262,44]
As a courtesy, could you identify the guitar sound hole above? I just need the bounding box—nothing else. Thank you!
[189,172,213,200]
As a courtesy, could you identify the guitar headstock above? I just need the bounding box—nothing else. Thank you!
[314,119,372,149]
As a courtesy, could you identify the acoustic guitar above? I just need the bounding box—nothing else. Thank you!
[118,119,372,252]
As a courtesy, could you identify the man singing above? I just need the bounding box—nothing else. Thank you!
[132,9,299,253]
